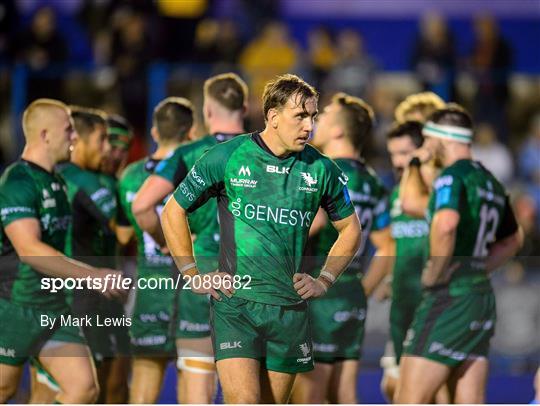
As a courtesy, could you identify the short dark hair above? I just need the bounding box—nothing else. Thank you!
[428,103,473,129]
[386,120,424,148]
[204,73,248,111]
[262,74,318,121]
[70,106,106,139]
[332,92,374,151]
[153,97,194,141]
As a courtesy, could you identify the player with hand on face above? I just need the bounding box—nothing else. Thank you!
[396,106,523,403]
[161,74,362,403]
[0,99,125,404]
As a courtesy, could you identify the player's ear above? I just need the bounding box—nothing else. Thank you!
[151,126,159,142]
[268,108,278,129]
[331,125,344,140]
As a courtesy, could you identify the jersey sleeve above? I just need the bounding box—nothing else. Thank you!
[153,151,189,187]
[495,195,519,241]
[320,159,356,221]
[173,147,225,213]
[0,169,38,226]
[432,172,464,213]
[372,188,390,231]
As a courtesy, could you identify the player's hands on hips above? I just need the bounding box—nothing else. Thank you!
[99,269,129,302]
[190,271,235,301]
[293,273,328,299]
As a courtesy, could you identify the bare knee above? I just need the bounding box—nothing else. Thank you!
[224,391,260,404]
[0,384,17,403]
[62,377,99,403]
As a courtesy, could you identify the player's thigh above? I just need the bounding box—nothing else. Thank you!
[290,362,333,404]
[0,363,23,402]
[260,368,297,404]
[397,355,450,403]
[38,342,98,402]
[450,357,489,404]
[130,356,169,404]
[329,359,359,404]
[216,358,261,403]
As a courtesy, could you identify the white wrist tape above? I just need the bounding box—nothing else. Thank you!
[179,262,197,274]
[319,270,336,284]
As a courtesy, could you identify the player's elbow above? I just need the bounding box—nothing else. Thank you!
[505,227,525,256]
[131,194,152,217]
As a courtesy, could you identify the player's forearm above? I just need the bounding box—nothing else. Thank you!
[400,166,429,218]
[161,198,197,275]
[322,220,362,281]
[423,224,456,287]
[362,240,395,296]
[485,228,524,273]
[134,208,167,247]
[20,241,103,279]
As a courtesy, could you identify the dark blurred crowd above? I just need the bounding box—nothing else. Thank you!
[0,0,539,250]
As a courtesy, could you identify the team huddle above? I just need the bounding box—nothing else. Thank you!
[0,73,523,404]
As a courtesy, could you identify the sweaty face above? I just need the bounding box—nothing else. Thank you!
[85,124,109,171]
[312,101,341,150]
[47,108,75,163]
[275,94,318,153]
[386,135,418,179]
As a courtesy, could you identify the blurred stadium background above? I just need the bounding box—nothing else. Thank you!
[0,0,538,403]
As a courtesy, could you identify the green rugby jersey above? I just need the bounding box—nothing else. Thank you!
[57,162,117,266]
[389,186,428,303]
[117,158,173,275]
[154,134,237,260]
[173,132,355,305]
[0,160,71,310]
[310,159,389,295]
[427,159,518,293]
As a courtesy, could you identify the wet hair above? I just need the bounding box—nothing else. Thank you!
[262,74,318,121]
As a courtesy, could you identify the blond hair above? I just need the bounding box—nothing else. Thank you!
[394,92,445,123]
[22,98,69,140]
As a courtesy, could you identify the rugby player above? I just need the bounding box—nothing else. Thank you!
[132,73,248,403]
[56,107,131,403]
[396,106,524,403]
[102,114,133,179]
[292,93,393,404]
[161,74,362,403]
[379,120,435,403]
[100,114,134,404]
[0,99,124,403]
[117,97,195,403]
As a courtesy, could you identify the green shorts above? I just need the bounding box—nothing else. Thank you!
[177,289,211,339]
[72,293,130,361]
[390,296,421,364]
[130,277,177,356]
[211,296,313,374]
[403,287,496,367]
[0,299,85,366]
[176,255,216,339]
[310,287,367,363]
